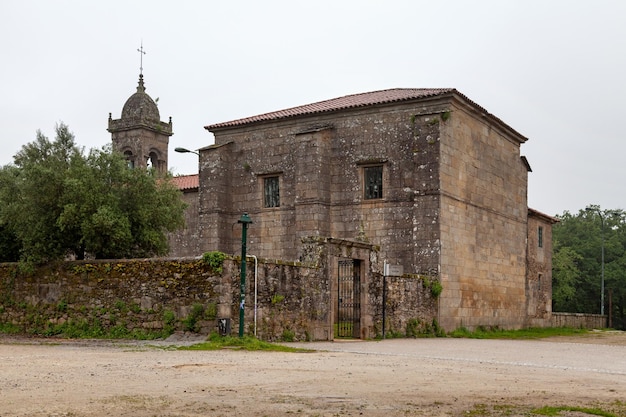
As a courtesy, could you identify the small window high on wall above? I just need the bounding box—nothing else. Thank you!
[364,165,383,200]
[264,176,280,208]
[538,226,543,248]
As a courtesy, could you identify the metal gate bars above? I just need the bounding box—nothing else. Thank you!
[337,259,361,338]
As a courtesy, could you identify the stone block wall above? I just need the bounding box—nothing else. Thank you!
[438,99,529,331]
[0,255,439,341]
[205,100,449,277]
[0,259,224,336]
[167,189,201,257]
[551,312,606,329]
[526,210,556,327]
[369,274,440,336]
[0,258,329,341]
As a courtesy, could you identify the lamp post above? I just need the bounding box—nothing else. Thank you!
[174,147,199,156]
[586,207,614,316]
[238,213,253,337]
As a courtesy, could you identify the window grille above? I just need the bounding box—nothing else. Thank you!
[264,176,280,208]
[364,166,383,199]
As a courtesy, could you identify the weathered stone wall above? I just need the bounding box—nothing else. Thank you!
[526,211,555,327]
[438,99,529,331]
[205,99,449,276]
[369,274,440,336]
[0,256,439,341]
[0,259,223,336]
[199,142,237,255]
[0,258,329,341]
[167,189,201,257]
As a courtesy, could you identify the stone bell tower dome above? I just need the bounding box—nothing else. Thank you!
[108,73,173,173]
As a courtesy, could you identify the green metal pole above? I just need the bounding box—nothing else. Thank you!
[238,213,252,337]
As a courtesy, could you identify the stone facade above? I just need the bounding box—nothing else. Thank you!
[526,209,558,327]
[108,85,556,335]
[168,175,201,257]
[437,99,530,330]
[193,89,551,331]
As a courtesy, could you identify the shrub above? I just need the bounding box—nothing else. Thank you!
[182,303,205,332]
[282,329,295,342]
[202,251,226,274]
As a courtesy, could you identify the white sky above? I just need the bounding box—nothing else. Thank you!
[1,0,625,217]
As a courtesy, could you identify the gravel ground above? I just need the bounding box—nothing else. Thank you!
[0,331,625,416]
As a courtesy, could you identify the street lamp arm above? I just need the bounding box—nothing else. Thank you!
[174,147,199,156]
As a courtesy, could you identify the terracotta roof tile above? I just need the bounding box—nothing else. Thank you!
[205,88,456,130]
[170,174,199,191]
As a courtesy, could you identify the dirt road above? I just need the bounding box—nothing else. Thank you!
[1,331,625,416]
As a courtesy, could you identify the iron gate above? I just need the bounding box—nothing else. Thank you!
[337,259,361,338]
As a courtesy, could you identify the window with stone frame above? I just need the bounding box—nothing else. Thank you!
[364,165,383,200]
[263,176,280,208]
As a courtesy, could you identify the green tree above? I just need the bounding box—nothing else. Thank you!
[551,245,581,312]
[0,224,20,262]
[553,207,626,329]
[0,123,186,263]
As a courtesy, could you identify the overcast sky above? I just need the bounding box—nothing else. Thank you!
[1,1,625,216]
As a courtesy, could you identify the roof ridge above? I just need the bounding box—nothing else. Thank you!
[205,88,456,130]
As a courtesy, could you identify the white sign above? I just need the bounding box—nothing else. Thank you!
[384,263,403,277]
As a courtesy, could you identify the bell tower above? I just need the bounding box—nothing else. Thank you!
[108,45,173,173]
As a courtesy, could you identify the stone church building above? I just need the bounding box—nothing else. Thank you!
[110,76,556,333]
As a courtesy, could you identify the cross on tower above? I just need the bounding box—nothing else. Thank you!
[137,41,146,75]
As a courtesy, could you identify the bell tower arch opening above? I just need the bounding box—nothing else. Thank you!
[123,150,135,169]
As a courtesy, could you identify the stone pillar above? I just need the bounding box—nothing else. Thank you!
[199,142,234,254]
[294,128,332,257]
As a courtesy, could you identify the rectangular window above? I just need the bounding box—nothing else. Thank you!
[538,226,543,248]
[364,166,383,200]
[264,176,280,208]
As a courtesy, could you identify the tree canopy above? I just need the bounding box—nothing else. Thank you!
[0,123,186,264]
[552,206,626,329]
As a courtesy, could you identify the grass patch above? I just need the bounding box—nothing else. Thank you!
[178,333,312,352]
[532,405,619,416]
[460,402,625,417]
[448,326,589,340]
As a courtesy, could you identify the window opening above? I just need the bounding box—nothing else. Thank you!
[264,176,280,208]
[538,226,543,248]
[124,151,134,169]
[364,166,383,199]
